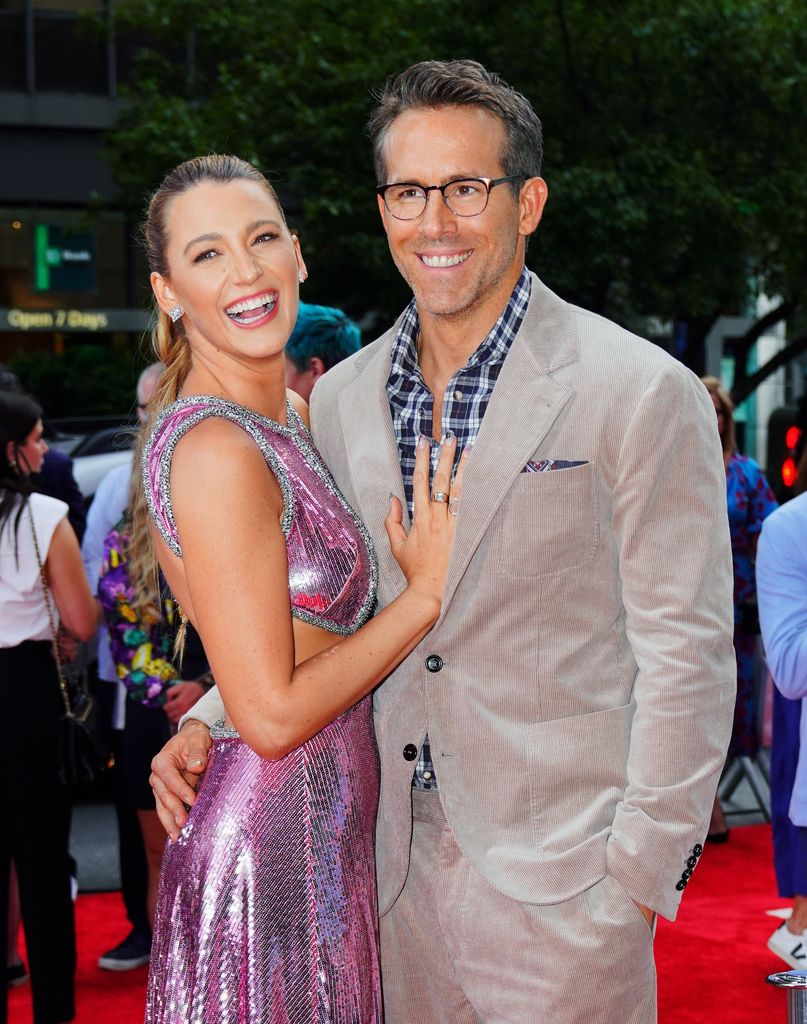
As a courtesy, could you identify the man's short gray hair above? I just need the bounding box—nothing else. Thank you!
[367,59,543,196]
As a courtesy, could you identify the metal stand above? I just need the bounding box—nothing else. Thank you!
[719,754,771,822]
[768,971,807,1022]
[718,641,773,821]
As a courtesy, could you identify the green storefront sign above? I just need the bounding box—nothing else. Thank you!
[34,225,95,292]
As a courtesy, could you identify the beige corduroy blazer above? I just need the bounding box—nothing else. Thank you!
[191,273,736,923]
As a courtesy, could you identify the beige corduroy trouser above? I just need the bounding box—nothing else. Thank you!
[379,791,657,1024]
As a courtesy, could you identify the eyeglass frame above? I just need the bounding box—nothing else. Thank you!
[375,174,528,220]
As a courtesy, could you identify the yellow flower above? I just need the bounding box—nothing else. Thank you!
[118,600,137,623]
[140,658,175,681]
[131,644,153,671]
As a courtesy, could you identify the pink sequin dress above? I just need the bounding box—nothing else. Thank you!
[141,395,381,1024]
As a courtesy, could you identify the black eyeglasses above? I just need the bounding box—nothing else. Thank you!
[376,174,526,220]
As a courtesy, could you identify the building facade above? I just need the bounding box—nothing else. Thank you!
[0,0,149,373]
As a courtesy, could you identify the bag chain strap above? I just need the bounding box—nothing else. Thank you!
[28,503,74,718]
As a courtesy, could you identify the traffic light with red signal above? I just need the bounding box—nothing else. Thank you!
[767,405,804,502]
[783,425,802,490]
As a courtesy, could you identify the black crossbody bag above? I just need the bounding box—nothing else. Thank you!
[29,504,111,784]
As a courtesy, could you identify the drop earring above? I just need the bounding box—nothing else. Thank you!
[168,305,183,323]
[298,271,307,284]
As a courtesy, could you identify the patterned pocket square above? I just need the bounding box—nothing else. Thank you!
[523,459,588,473]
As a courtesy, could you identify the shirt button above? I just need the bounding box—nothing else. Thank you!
[422,771,433,781]
[425,655,443,673]
[403,744,418,761]
[453,390,463,401]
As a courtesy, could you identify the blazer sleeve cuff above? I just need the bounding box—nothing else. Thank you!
[178,684,226,731]
[606,805,708,922]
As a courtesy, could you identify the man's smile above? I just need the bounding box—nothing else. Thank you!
[417,249,472,269]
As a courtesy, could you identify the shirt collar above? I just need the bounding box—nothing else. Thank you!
[388,266,532,381]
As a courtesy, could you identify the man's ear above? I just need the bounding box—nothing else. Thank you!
[151,271,180,318]
[518,177,549,238]
[308,356,327,382]
[5,440,15,465]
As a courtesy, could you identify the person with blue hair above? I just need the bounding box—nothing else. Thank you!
[284,302,361,402]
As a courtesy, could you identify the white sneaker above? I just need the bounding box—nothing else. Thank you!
[768,922,807,969]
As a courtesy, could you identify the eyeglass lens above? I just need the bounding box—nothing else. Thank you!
[384,179,491,219]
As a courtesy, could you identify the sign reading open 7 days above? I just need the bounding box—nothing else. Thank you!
[1,309,151,332]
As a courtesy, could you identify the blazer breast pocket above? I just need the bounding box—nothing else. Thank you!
[493,461,599,578]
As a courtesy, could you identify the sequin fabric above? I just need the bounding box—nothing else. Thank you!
[146,700,381,1024]
[142,395,378,636]
[141,395,382,1023]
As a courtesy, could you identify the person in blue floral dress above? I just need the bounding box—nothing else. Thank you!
[703,377,778,839]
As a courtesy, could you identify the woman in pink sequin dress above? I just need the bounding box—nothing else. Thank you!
[134,155,466,1024]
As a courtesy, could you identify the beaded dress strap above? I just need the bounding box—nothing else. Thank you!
[142,395,299,559]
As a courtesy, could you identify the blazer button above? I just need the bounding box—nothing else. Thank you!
[682,868,693,880]
[425,655,443,673]
[686,856,698,869]
[693,844,703,857]
[676,879,687,891]
[403,744,418,761]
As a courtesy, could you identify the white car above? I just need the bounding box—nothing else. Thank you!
[72,449,134,501]
[49,420,136,501]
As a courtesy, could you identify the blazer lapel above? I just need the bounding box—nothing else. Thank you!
[338,333,408,608]
[335,275,578,618]
[439,277,578,618]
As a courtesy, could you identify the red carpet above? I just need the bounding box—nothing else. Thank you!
[9,892,148,1024]
[656,822,786,1022]
[8,824,789,1022]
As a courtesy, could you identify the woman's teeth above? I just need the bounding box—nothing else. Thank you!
[226,292,277,321]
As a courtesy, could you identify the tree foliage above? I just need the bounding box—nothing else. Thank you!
[105,0,807,379]
[10,344,142,417]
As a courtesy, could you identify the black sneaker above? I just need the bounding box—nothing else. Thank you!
[6,961,28,988]
[98,927,152,971]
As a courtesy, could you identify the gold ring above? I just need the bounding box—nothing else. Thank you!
[432,491,449,503]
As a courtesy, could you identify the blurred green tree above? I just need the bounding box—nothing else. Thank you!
[105,0,807,390]
[10,344,142,418]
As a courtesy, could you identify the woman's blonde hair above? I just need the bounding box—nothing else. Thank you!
[701,375,736,456]
[126,447,163,621]
[129,154,283,644]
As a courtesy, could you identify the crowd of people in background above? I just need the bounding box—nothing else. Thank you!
[701,377,779,843]
[0,301,363,1023]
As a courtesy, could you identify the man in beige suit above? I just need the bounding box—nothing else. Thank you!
[152,60,735,1022]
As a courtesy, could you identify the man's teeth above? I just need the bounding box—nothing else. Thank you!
[420,252,470,268]
[226,293,276,316]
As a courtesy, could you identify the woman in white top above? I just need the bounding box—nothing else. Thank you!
[0,390,96,1024]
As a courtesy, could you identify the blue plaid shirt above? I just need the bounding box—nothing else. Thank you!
[385,267,532,789]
